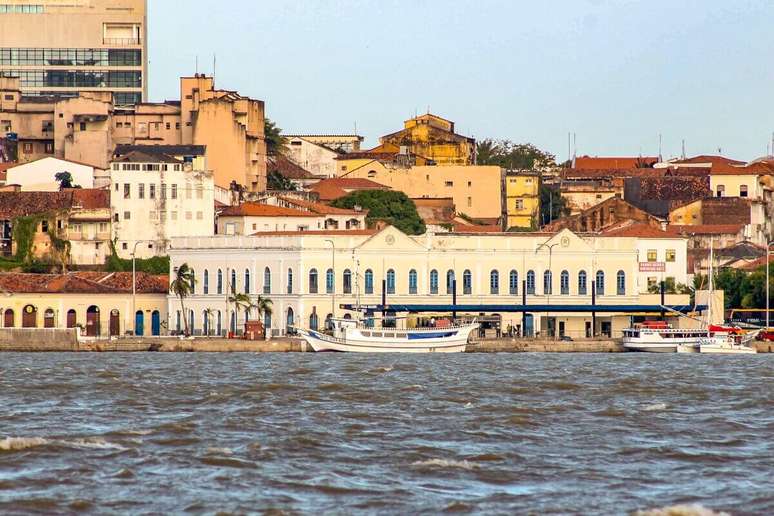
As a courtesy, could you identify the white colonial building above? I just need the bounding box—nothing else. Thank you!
[167,226,692,339]
[110,148,214,259]
[3,157,97,191]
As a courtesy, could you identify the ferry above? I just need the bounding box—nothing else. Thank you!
[622,321,708,353]
[297,318,479,353]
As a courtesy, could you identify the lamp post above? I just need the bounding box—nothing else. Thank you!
[767,241,774,330]
[536,241,559,339]
[324,239,335,323]
[131,240,153,335]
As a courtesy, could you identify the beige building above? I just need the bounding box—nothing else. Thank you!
[286,134,363,154]
[168,226,692,339]
[504,171,540,229]
[0,0,147,105]
[0,74,268,190]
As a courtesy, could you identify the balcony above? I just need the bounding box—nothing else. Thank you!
[103,38,142,46]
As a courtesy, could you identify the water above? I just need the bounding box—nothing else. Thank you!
[0,353,772,515]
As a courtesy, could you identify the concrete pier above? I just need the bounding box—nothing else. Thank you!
[467,338,624,353]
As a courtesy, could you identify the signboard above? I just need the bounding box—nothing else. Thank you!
[639,262,666,272]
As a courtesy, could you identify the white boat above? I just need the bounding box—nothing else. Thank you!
[297,318,479,353]
[623,324,708,353]
[699,332,758,354]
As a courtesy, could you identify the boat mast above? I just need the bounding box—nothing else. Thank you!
[707,239,714,338]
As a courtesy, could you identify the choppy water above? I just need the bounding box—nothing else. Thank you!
[0,353,772,515]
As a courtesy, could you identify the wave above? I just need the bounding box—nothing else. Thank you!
[0,437,48,451]
[634,503,730,516]
[642,403,668,412]
[411,458,477,470]
[0,436,126,452]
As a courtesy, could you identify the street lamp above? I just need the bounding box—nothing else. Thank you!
[536,241,559,339]
[324,239,335,324]
[767,241,774,330]
[131,239,154,335]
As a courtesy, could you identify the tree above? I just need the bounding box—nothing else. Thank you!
[204,308,215,336]
[254,294,273,326]
[330,190,426,235]
[476,139,556,170]
[229,292,273,333]
[264,118,287,157]
[170,263,195,336]
[267,170,297,191]
[539,185,569,226]
[55,171,75,190]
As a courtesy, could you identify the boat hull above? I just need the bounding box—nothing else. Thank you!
[298,326,476,353]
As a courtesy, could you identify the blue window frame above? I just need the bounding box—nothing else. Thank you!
[364,269,374,294]
[560,270,569,295]
[578,270,587,295]
[509,270,518,295]
[245,269,251,294]
[543,270,552,295]
[217,269,223,295]
[430,270,439,294]
[203,269,209,295]
[463,270,472,295]
[326,268,334,294]
[526,270,535,294]
[490,270,499,294]
[343,269,352,294]
[309,269,318,294]
[409,269,418,294]
[596,270,605,296]
[446,270,455,295]
[386,269,395,294]
[617,270,625,295]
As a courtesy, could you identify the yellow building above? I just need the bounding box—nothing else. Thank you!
[377,113,476,165]
[339,160,503,221]
[504,171,540,229]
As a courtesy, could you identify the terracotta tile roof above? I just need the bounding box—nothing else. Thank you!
[673,155,745,166]
[268,155,321,180]
[276,196,362,215]
[220,203,318,218]
[114,144,206,157]
[600,222,675,238]
[0,191,75,218]
[308,178,389,201]
[563,167,710,179]
[71,188,110,209]
[737,256,771,271]
[574,156,659,170]
[251,229,378,237]
[668,224,745,236]
[0,272,168,294]
[452,223,503,233]
[113,150,182,164]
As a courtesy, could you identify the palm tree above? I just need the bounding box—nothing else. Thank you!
[171,263,195,336]
[254,294,273,326]
[228,292,253,334]
[203,308,215,336]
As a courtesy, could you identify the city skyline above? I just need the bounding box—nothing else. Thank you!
[148,0,774,161]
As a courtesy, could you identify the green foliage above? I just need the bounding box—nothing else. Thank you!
[694,265,774,309]
[106,254,170,275]
[12,215,41,263]
[330,190,426,235]
[55,171,80,189]
[476,139,556,170]
[264,118,287,157]
[267,171,297,191]
[539,185,569,226]
[647,278,693,295]
[171,263,196,335]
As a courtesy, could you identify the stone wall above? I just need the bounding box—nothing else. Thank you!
[0,328,79,351]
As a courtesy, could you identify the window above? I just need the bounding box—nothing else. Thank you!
[123,211,130,220]
[310,311,319,331]
[45,143,53,154]
[217,269,223,294]
[509,270,518,295]
[596,271,605,296]
[463,270,472,295]
[343,269,352,294]
[123,183,130,199]
[287,268,294,294]
[430,270,439,294]
[79,122,86,131]
[467,181,472,187]
[231,270,237,294]
[740,185,748,197]
[666,249,676,262]
[490,270,500,294]
[161,183,167,199]
[716,184,725,197]
[647,250,657,262]
[196,212,203,220]
[171,184,177,199]
[196,186,203,199]
[367,170,377,178]
[409,269,418,294]
[543,270,552,295]
[386,269,395,294]
[309,269,318,294]
[647,277,658,290]
[444,181,453,187]
[114,213,119,222]
[203,269,209,295]
[446,270,455,295]
[364,269,374,294]
[40,220,48,233]
[467,197,472,208]
[138,183,144,199]
[526,270,536,294]
[149,184,156,199]
[561,270,569,295]
[264,267,271,294]
[515,199,524,210]
[617,270,626,295]
[326,268,334,294]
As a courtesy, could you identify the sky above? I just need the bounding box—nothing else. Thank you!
[148,0,774,162]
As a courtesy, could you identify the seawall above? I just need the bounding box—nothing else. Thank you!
[468,339,624,353]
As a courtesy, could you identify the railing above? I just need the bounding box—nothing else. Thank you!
[103,38,142,46]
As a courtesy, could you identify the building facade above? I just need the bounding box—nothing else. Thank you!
[377,114,476,165]
[167,226,691,339]
[3,156,96,190]
[0,0,147,105]
[504,171,540,229]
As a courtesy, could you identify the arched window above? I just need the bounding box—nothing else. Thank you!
[463,270,472,295]
[264,311,271,331]
[44,308,55,328]
[203,310,210,335]
[230,311,236,334]
[617,270,626,295]
[430,270,439,294]
[526,270,535,294]
[596,270,605,296]
[578,270,587,295]
[490,270,500,294]
[386,269,395,294]
[189,310,195,334]
[4,309,14,328]
[326,268,335,294]
[343,269,352,294]
[561,270,569,295]
[244,269,251,294]
[286,307,295,330]
[446,270,455,295]
[287,268,294,294]
[364,269,374,294]
[309,268,318,294]
[203,269,209,295]
[509,270,518,295]
[263,267,270,294]
[190,269,195,294]
[217,269,223,295]
[176,310,181,333]
[409,269,418,294]
[217,310,222,336]
[230,269,237,294]
[310,310,319,330]
[543,270,552,295]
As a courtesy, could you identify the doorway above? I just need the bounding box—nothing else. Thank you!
[135,311,144,336]
[109,309,120,337]
[151,311,161,336]
[22,305,37,328]
[86,306,100,337]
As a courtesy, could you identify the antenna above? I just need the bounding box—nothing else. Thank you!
[681,139,686,160]
[195,55,199,74]
[213,53,217,82]
[658,133,663,162]
[572,133,577,167]
[567,132,571,165]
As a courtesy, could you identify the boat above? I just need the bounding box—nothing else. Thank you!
[297,318,479,353]
[698,333,757,354]
[623,321,708,353]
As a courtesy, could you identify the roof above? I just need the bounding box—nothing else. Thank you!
[452,223,503,233]
[0,191,75,218]
[113,150,182,164]
[307,178,389,201]
[219,203,318,218]
[250,229,378,237]
[672,155,745,166]
[114,144,206,157]
[275,196,363,216]
[574,156,659,170]
[600,222,676,238]
[285,134,363,139]
[0,272,168,294]
[268,155,320,180]
[668,224,745,236]
[71,188,110,209]
[737,256,771,271]
[562,167,710,180]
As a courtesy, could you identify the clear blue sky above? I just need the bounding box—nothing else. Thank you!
[148,0,774,162]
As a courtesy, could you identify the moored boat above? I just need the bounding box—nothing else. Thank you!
[622,321,707,353]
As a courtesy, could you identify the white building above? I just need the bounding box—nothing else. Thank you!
[285,137,341,178]
[167,226,693,339]
[110,149,215,259]
[3,157,97,191]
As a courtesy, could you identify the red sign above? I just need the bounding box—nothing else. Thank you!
[639,262,666,272]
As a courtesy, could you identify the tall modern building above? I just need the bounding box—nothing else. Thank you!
[0,0,147,105]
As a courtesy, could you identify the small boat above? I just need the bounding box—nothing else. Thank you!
[699,331,758,354]
[297,318,479,353]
